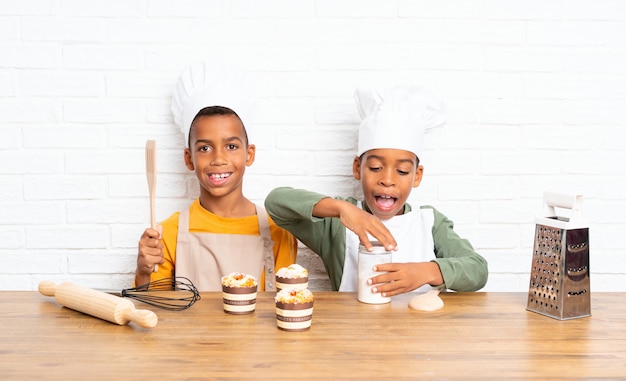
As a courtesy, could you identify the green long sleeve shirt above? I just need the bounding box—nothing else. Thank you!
[265,187,488,292]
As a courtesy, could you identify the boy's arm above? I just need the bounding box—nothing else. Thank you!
[266,187,397,251]
[264,187,334,255]
[429,207,489,292]
[265,187,397,290]
[266,187,349,290]
[313,198,397,252]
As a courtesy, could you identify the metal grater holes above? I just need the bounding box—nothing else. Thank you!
[528,225,563,311]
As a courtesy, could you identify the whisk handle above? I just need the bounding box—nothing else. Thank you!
[38,281,158,328]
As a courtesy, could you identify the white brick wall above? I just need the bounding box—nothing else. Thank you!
[1,0,625,293]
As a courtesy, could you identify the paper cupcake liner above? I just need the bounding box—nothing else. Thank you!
[275,277,308,292]
[222,285,257,314]
[275,301,313,331]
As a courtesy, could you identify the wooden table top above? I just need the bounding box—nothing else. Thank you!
[1,291,625,380]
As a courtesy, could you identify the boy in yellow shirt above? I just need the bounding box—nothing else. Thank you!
[136,62,297,291]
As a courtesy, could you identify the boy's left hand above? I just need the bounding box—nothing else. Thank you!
[368,262,444,297]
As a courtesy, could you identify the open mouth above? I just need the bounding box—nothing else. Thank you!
[209,172,232,184]
[374,195,397,211]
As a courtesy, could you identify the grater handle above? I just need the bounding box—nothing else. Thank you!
[543,192,584,224]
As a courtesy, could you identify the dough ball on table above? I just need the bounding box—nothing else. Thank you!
[409,289,444,312]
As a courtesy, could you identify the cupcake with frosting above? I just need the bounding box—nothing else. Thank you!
[221,272,258,314]
[275,288,314,331]
[275,264,309,292]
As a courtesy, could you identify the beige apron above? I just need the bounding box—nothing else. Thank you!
[175,204,276,292]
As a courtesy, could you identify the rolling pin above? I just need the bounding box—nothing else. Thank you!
[38,280,158,328]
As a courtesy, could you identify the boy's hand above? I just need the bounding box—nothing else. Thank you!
[313,197,397,251]
[136,226,164,282]
[336,202,398,251]
[367,262,444,296]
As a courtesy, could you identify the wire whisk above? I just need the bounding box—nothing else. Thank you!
[121,277,201,311]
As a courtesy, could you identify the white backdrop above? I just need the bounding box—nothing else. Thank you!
[1,0,625,291]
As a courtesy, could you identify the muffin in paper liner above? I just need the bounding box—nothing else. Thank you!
[275,264,309,292]
[275,288,314,331]
[222,272,258,315]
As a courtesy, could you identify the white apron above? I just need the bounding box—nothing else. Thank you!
[175,205,276,292]
[339,202,435,293]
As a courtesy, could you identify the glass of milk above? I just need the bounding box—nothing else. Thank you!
[357,242,392,304]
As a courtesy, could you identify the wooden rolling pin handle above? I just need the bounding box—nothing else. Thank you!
[38,281,158,329]
[38,280,58,297]
[122,308,159,329]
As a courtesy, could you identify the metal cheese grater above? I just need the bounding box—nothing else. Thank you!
[527,192,590,320]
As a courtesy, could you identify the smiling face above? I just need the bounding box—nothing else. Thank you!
[353,148,423,220]
[184,114,255,204]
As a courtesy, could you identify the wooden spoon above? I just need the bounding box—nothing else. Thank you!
[145,140,158,273]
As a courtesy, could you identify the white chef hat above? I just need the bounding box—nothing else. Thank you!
[354,86,447,158]
[171,61,257,146]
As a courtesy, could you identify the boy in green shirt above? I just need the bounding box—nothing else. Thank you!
[265,86,488,296]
